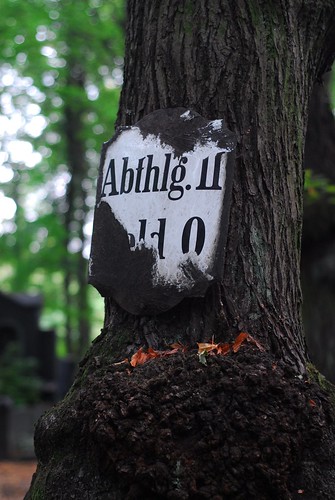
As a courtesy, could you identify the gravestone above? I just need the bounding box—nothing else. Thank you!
[0,292,58,458]
[0,292,42,357]
[89,108,236,314]
[0,292,57,398]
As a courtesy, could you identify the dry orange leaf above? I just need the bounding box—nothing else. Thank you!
[147,347,160,358]
[216,343,230,355]
[130,347,149,367]
[232,332,265,353]
[130,344,188,367]
[197,342,219,354]
[125,333,264,368]
[309,399,316,408]
[232,332,249,352]
[197,342,230,357]
[169,342,188,353]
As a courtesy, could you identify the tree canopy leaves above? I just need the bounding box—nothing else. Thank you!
[0,0,125,356]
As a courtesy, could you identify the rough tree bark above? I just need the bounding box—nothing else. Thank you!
[27,1,335,499]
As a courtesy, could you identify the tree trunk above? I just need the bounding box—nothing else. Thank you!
[105,0,335,372]
[26,1,335,499]
[62,65,91,358]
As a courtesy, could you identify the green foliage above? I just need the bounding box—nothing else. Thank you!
[304,169,335,204]
[304,65,335,204]
[0,0,125,355]
[0,342,42,406]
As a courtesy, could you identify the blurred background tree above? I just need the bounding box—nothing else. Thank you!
[0,0,125,359]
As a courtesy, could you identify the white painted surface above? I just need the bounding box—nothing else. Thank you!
[98,119,232,289]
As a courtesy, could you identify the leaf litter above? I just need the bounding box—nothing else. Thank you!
[125,332,264,368]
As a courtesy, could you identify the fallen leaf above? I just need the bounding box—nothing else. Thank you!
[216,343,230,355]
[232,332,249,353]
[197,342,219,354]
[169,342,188,353]
[147,347,161,359]
[130,347,149,367]
[309,399,316,408]
[123,333,264,369]
[232,332,265,353]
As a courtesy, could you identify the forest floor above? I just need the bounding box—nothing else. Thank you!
[0,461,36,500]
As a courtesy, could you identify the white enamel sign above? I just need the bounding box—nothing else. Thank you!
[89,108,236,315]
